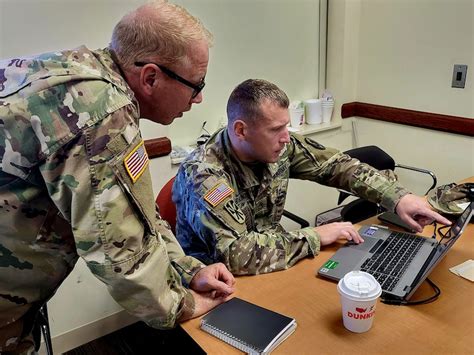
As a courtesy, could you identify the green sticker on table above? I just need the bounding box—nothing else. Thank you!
[323,260,339,269]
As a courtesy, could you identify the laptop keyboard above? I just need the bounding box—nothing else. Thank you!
[360,232,425,291]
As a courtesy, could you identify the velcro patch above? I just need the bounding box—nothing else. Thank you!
[204,182,234,207]
[124,140,149,183]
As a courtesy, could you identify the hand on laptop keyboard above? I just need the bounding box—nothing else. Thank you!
[315,222,364,246]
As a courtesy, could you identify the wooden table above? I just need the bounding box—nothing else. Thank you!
[182,179,474,354]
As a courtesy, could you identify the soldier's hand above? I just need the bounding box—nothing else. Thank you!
[396,194,451,233]
[190,262,236,298]
[315,222,364,246]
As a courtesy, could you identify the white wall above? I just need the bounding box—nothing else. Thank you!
[1,0,321,147]
[327,0,474,194]
[0,0,144,57]
[356,0,473,118]
[150,0,322,146]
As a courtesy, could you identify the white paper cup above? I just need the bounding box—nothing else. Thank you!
[304,99,322,125]
[289,108,304,128]
[337,271,382,333]
[322,105,334,123]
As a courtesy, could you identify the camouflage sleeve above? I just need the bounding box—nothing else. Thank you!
[176,171,320,275]
[40,108,194,328]
[154,215,205,286]
[216,217,320,275]
[287,134,410,211]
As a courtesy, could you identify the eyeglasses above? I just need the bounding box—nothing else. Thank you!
[135,61,205,99]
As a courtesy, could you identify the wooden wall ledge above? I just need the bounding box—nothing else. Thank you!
[341,102,474,137]
[144,137,172,159]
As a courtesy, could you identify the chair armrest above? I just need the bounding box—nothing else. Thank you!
[282,209,310,228]
[395,164,437,195]
[337,190,354,205]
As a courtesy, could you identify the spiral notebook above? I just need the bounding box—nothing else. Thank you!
[200,297,297,354]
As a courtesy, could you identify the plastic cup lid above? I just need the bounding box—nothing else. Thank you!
[337,271,382,300]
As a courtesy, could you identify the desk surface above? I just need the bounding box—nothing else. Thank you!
[182,178,474,354]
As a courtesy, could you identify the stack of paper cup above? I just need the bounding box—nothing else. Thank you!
[288,101,305,129]
[304,99,322,125]
[337,271,382,333]
[321,98,334,123]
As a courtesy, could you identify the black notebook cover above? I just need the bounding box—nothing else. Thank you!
[201,297,296,354]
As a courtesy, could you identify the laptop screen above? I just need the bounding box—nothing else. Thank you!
[438,201,473,250]
[408,202,474,298]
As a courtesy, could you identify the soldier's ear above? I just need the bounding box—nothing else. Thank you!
[233,120,247,140]
[138,65,159,95]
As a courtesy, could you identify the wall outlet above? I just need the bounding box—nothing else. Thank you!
[451,64,468,88]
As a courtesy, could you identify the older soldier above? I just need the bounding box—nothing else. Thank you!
[0,1,235,353]
[173,79,450,275]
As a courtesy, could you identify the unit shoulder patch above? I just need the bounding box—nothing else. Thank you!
[224,200,245,224]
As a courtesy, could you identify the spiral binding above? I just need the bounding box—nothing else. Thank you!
[201,320,261,354]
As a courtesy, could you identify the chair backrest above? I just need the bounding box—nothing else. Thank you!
[340,199,379,224]
[345,145,396,171]
[316,145,437,225]
[156,176,177,234]
[338,145,396,205]
[337,146,397,223]
[341,145,436,224]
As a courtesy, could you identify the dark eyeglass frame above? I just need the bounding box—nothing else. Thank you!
[135,61,205,99]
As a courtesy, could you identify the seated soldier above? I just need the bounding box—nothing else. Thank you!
[173,79,450,275]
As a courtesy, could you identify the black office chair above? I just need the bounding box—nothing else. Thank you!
[40,304,53,355]
[283,209,310,228]
[32,303,53,355]
[316,145,437,225]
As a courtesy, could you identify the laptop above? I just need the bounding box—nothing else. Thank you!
[318,202,473,302]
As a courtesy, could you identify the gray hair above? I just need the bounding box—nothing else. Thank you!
[110,0,213,68]
[226,79,289,124]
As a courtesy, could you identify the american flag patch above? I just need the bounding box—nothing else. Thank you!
[204,182,234,207]
[124,141,149,183]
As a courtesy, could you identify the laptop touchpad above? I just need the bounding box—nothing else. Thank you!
[344,236,379,252]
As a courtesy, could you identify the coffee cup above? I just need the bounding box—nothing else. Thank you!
[321,100,334,123]
[304,99,322,125]
[337,271,382,333]
[289,107,304,129]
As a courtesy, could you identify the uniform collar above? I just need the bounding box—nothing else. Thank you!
[97,47,136,101]
[95,47,140,121]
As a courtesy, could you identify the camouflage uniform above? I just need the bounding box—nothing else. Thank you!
[173,128,409,275]
[0,46,202,352]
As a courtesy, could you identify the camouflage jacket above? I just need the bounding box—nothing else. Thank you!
[0,46,201,352]
[173,128,409,275]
